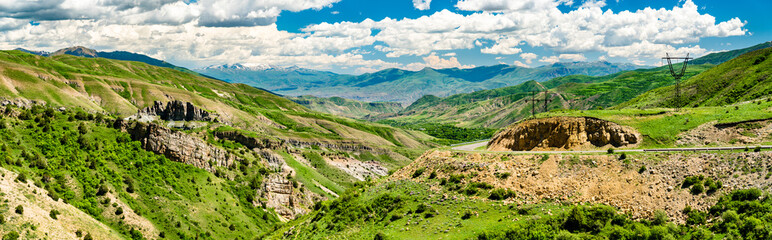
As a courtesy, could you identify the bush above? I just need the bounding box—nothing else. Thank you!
[619,153,627,160]
[652,210,668,225]
[373,232,387,240]
[50,209,60,219]
[2,231,19,240]
[96,184,109,196]
[638,166,646,174]
[461,210,473,220]
[14,205,23,215]
[754,146,762,152]
[115,207,124,215]
[690,182,704,195]
[15,173,26,183]
[488,188,516,200]
[415,203,430,214]
[428,171,437,179]
[607,148,614,154]
[412,167,425,178]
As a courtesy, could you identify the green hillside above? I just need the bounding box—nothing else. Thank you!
[288,95,403,119]
[690,41,772,65]
[386,64,712,128]
[0,50,437,239]
[621,46,772,108]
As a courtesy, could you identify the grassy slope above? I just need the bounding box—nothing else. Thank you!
[287,95,403,119]
[534,99,772,148]
[620,47,772,109]
[0,50,434,151]
[387,64,712,129]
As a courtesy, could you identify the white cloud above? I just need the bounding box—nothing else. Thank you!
[481,38,522,55]
[443,52,457,56]
[0,0,748,72]
[539,56,560,64]
[0,0,341,27]
[579,0,605,8]
[413,0,432,10]
[512,60,529,67]
[520,52,538,64]
[558,53,586,61]
[405,52,475,70]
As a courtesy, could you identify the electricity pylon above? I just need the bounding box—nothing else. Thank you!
[662,53,693,111]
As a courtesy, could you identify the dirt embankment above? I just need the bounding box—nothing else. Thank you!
[392,150,772,222]
[488,116,640,151]
[678,119,772,146]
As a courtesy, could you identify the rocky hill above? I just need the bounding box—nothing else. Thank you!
[487,117,640,151]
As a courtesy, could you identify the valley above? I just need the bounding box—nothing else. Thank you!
[0,42,770,240]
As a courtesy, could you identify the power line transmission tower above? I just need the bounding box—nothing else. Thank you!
[662,53,693,111]
[525,90,552,118]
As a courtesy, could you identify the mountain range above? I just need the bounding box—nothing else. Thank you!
[198,61,643,105]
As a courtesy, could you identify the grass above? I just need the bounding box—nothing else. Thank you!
[278,151,344,197]
[535,99,772,148]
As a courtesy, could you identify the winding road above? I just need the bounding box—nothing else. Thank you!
[451,140,772,153]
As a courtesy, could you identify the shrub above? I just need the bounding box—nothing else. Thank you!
[488,188,516,200]
[50,209,60,219]
[428,171,437,179]
[415,203,430,214]
[2,231,19,240]
[115,207,124,215]
[607,148,615,154]
[461,210,473,220]
[96,184,109,196]
[412,167,425,178]
[373,232,387,240]
[690,182,704,195]
[0,214,4,224]
[638,166,647,174]
[14,205,23,215]
[619,153,627,160]
[494,172,511,179]
[14,173,26,183]
[652,210,668,225]
[448,174,464,184]
[754,146,762,152]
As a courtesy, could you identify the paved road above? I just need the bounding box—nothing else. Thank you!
[451,140,772,153]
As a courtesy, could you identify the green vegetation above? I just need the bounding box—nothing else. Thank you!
[289,95,403,119]
[534,99,772,147]
[0,106,279,239]
[621,47,772,108]
[380,120,497,145]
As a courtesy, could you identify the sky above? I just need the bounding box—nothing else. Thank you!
[0,0,769,74]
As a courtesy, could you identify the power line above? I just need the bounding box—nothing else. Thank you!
[662,53,693,111]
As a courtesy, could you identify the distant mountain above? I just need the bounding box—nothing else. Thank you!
[14,46,202,76]
[620,46,772,108]
[288,95,403,119]
[198,61,643,105]
[690,41,772,65]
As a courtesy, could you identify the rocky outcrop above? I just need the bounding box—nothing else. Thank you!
[113,119,236,172]
[488,116,640,151]
[213,130,387,154]
[259,174,322,221]
[134,100,216,122]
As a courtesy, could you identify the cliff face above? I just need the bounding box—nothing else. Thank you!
[113,119,236,172]
[488,116,640,151]
[135,100,215,122]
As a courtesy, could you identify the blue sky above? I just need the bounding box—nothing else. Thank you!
[0,0,768,74]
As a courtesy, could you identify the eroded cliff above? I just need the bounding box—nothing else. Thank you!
[488,116,640,151]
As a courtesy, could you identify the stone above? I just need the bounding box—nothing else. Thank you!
[488,116,640,151]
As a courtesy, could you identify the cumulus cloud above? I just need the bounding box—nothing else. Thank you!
[0,0,341,27]
[512,60,529,67]
[413,0,432,10]
[0,0,748,72]
[520,52,538,64]
[405,52,474,70]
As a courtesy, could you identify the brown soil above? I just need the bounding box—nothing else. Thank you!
[391,150,772,222]
[488,117,640,151]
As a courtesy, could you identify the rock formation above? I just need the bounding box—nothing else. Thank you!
[259,174,321,220]
[488,116,640,151]
[113,119,236,172]
[134,100,215,122]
